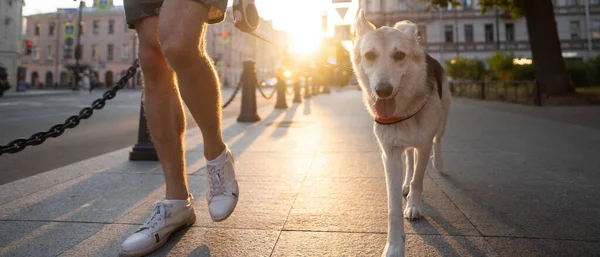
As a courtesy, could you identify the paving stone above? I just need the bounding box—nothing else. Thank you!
[308,152,384,178]
[285,178,480,236]
[271,231,498,257]
[0,173,166,223]
[118,176,303,230]
[59,224,137,257]
[148,227,279,257]
[0,221,102,257]
[485,237,600,257]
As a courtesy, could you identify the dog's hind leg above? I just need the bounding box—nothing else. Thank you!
[405,143,432,221]
[402,148,415,197]
[432,135,444,173]
[382,148,406,257]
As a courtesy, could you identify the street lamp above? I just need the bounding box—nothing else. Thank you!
[72,0,85,91]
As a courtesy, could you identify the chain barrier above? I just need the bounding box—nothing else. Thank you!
[256,81,277,100]
[222,79,243,109]
[0,60,140,156]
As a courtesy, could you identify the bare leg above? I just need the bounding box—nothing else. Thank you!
[158,0,225,160]
[134,17,188,200]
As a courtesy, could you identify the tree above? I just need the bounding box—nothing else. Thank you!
[426,0,574,95]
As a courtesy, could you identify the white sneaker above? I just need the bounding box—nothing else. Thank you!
[119,196,196,257]
[206,149,239,221]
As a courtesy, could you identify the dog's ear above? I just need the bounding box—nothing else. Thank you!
[394,20,418,39]
[354,9,375,38]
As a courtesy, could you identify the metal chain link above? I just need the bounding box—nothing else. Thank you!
[0,60,140,156]
[256,82,277,100]
[221,78,243,109]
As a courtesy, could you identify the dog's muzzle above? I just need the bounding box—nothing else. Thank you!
[375,82,393,98]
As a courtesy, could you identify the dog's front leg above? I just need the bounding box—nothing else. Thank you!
[382,147,406,257]
[404,144,432,220]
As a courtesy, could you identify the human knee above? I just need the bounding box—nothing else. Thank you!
[159,30,207,70]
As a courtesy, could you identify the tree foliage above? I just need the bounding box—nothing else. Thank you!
[445,57,487,81]
[487,51,515,81]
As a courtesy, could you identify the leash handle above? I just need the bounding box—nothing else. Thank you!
[233,0,259,32]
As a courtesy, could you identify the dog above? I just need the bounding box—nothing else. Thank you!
[351,10,452,257]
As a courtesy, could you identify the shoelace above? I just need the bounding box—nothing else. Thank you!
[207,164,225,199]
[138,202,170,232]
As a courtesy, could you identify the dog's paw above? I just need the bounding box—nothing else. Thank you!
[404,204,423,220]
[402,184,410,197]
[382,242,405,257]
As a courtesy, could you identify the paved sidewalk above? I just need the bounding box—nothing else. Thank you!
[1,90,599,256]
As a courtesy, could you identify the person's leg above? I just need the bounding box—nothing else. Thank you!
[120,2,195,256]
[158,0,238,222]
[136,16,189,201]
[158,0,224,160]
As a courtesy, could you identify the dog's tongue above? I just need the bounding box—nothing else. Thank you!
[375,98,396,119]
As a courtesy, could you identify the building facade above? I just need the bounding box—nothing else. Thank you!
[0,0,25,89]
[362,0,600,64]
[22,3,285,89]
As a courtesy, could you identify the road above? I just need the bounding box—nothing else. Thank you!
[0,88,277,185]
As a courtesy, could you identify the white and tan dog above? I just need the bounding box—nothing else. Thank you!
[351,10,452,257]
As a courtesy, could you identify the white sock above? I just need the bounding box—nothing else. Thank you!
[164,195,192,206]
[207,147,229,166]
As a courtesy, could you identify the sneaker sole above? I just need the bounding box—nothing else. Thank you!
[119,213,196,257]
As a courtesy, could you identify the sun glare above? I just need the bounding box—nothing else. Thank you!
[291,32,322,55]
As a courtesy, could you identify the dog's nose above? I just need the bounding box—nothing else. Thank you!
[375,83,393,98]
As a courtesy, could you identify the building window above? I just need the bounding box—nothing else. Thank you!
[32,45,40,60]
[570,20,580,39]
[49,23,55,36]
[63,46,73,59]
[464,24,474,43]
[592,20,600,39]
[107,44,114,61]
[444,25,453,43]
[464,0,473,9]
[108,20,115,35]
[567,0,577,6]
[92,44,99,59]
[505,23,514,41]
[485,24,494,42]
[34,23,41,36]
[46,45,54,60]
[93,20,99,34]
[121,43,130,59]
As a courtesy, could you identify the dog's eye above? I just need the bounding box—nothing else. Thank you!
[393,51,406,61]
[364,52,377,61]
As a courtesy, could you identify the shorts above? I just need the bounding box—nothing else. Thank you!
[124,0,228,29]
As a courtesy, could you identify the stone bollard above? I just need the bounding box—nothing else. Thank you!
[274,76,288,109]
[129,94,159,161]
[304,77,312,99]
[293,79,302,103]
[237,60,261,122]
[322,73,331,94]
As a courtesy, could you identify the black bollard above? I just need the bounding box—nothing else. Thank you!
[304,77,312,99]
[129,94,159,161]
[293,79,302,103]
[237,60,261,122]
[322,73,331,94]
[274,77,288,109]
